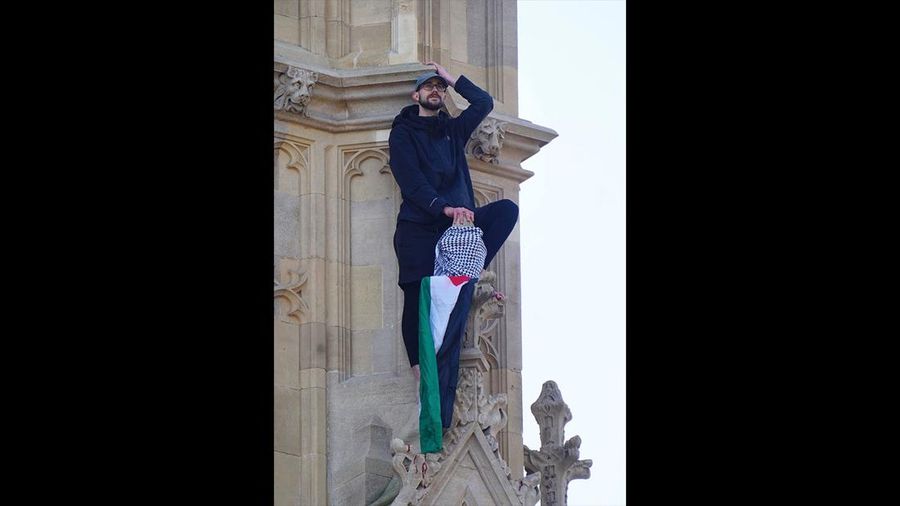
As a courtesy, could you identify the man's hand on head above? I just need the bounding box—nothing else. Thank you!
[426,61,457,88]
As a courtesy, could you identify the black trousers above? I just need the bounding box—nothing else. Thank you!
[398,199,518,367]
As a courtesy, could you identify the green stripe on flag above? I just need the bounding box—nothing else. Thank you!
[418,276,442,454]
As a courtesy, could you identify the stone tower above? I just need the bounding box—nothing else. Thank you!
[273,1,556,504]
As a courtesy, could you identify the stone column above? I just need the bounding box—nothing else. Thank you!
[523,381,592,506]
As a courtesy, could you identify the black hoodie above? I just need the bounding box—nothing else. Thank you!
[388,75,493,224]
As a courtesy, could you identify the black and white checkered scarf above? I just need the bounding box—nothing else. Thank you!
[433,224,487,279]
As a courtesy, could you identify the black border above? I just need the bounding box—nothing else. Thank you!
[107,4,276,502]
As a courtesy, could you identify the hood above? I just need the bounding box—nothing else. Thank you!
[392,104,451,138]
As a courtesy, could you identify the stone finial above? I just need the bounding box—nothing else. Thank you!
[467,117,507,164]
[524,381,593,506]
[531,380,572,447]
[274,66,319,115]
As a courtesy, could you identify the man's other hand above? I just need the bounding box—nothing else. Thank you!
[443,206,474,224]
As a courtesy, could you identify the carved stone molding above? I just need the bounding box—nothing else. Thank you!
[343,147,391,179]
[273,134,312,194]
[467,117,507,165]
[463,272,504,366]
[472,184,502,209]
[274,263,309,324]
[274,66,319,115]
[335,143,393,381]
[523,381,593,506]
[484,0,505,102]
[467,185,507,372]
[271,61,556,182]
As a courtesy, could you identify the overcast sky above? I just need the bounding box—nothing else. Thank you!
[517,1,626,505]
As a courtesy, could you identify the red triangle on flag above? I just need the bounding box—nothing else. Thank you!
[448,275,470,286]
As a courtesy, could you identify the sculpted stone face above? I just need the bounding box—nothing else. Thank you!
[480,123,504,157]
[287,79,312,109]
[273,67,318,114]
[469,118,507,164]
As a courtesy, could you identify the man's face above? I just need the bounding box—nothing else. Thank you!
[415,78,447,111]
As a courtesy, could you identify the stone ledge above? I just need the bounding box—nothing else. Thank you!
[274,56,557,182]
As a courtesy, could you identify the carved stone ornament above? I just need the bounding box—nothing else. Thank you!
[514,472,542,506]
[523,381,593,506]
[388,439,428,506]
[467,117,507,164]
[273,66,319,115]
[464,271,504,359]
[273,266,309,324]
[374,366,540,505]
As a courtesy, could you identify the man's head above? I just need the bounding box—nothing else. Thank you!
[412,71,448,112]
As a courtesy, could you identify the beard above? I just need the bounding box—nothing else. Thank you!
[418,94,444,111]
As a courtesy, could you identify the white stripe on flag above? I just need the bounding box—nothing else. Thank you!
[427,276,468,352]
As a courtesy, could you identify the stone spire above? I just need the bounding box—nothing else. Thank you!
[523,381,592,506]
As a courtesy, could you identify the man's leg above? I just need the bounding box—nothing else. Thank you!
[400,281,421,380]
[474,199,519,268]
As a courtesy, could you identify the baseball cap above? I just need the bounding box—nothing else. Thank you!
[415,71,449,91]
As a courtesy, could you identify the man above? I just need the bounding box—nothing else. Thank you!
[388,61,518,381]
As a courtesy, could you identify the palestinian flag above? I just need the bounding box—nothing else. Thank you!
[418,275,476,454]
